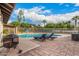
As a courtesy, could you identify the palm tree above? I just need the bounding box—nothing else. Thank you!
[17,9,26,32]
[72,16,79,29]
[17,9,25,24]
[42,20,47,27]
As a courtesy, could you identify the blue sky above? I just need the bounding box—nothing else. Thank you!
[9,3,79,25]
[15,3,79,14]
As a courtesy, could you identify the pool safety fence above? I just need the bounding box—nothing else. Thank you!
[17,28,79,34]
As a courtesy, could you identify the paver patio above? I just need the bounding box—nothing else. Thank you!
[21,35,79,56]
[0,35,79,56]
[0,39,40,56]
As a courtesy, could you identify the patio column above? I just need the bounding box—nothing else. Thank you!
[15,27,17,34]
[0,9,3,42]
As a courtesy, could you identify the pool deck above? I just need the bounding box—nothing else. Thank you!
[1,34,79,56]
[21,35,79,56]
[0,39,40,56]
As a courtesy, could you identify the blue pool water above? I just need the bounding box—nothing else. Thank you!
[18,33,61,38]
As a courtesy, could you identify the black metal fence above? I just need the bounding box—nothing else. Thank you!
[18,27,79,34]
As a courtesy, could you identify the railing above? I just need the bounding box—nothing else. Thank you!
[18,28,79,34]
[33,28,79,33]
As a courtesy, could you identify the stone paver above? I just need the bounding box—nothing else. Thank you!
[1,35,79,56]
[22,35,79,56]
[0,39,39,56]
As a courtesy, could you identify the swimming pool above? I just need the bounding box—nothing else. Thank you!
[18,33,61,39]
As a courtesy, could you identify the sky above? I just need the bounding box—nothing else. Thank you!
[8,3,79,26]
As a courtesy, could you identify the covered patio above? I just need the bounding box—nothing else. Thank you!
[0,3,40,56]
[3,24,16,34]
[0,3,15,24]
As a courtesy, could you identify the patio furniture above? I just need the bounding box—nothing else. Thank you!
[34,34,47,41]
[2,35,12,48]
[1,34,20,51]
[34,33,56,41]
[46,33,57,40]
[72,33,79,41]
[45,33,54,39]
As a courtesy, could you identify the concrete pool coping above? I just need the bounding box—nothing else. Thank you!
[17,32,50,35]
[18,33,71,39]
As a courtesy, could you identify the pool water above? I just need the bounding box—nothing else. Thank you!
[18,33,61,38]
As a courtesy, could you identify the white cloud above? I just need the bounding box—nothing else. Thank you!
[11,6,79,26]
[29,6,45,13]
[29,6,51,14]
[59,3,70,7]
[74,3,79,6]
[43,10,51,14]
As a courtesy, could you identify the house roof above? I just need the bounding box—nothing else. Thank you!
[0,3,15,24]
[3,24,15,28]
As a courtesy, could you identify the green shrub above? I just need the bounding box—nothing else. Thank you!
[3,29,8,34]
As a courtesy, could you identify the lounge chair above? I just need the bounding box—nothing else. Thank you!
[34,33,56,41]
[45,33,54,39]
[34,34,47,41]
[42,33,56,40]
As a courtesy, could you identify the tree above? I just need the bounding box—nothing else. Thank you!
[72,16,79,28]
[17,10,25,24]
[10,21,20,33]
[20,22,31,28]
[10,21,20,27]
[44,21,74,29]
[42,20,47,27]
[45,23,55,28]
